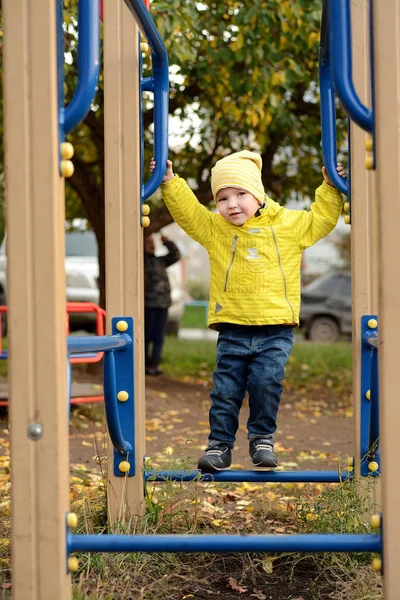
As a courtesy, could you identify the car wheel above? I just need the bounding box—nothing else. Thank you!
[307,317,340,343]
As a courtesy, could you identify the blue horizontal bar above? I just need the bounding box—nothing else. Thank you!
[67,333,131,354]
[0,351,8,360]
[144,470,353,483]
[145,470,352,483]
[68,533,381,554]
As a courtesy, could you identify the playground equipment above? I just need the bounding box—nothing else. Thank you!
[4,0,399,597]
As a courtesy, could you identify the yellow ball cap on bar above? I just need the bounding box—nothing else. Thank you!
[67,512,78,528]
[371,557,382,572]
[370,514,381,529]
[368,461,379,472]
[118,461,130,473]
[365,155,374,170]
[116,320,128,332]
[60,142,74,160]
[68,557,79,572]
[60,160,74,178]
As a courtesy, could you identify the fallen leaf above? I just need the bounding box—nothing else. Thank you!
[251,591,267,600]
[227,577,248,593]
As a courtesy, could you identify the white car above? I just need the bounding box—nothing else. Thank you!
[65,230,100,305]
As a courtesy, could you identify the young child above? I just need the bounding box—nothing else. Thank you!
[150,151,345,472]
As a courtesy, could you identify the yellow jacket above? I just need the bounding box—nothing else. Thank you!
[162,176,343,329]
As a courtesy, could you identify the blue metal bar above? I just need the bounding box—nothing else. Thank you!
[328,0,373,133]
[67,333,131,354]
[360,315,380,477]
[64,0,100,134]
[124,0,169,200]
[145,470,352,483]
[369,348,379,456]
[57,0,65,142]
[67,359,72,420]
[363,332,378,349]
[124,0,166,60]
[110,317,136,476]
[68,532,381,554]
[369,0,376,168]
[319,61,349,196]
[68,352,99,360]
[141,77,154,92]
[103,351,131,456]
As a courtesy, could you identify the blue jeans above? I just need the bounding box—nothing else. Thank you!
[208,325,294,448]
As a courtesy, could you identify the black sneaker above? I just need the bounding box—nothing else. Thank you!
[249,438,278,468]
[197,445,232,472]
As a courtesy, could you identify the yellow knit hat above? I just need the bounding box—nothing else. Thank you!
[211,150,265,205]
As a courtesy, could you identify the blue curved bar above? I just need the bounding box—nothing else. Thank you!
[64,0,100,134]
[363,331,378,349]
[328,0,373,133]
[68,532,381,554]
[103,351,132,456]
[124,0,169,200]
[319,61,349,196]
[369,348,379,455]
[124,0,167,61]
[67,333,131,354]
[145,469,352,483]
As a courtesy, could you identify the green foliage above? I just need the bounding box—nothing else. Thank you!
[0,1,348,309]
[146,0,347,204]
[186,278,210,301]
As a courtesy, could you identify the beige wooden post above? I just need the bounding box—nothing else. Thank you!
[3,0,71,598]
[349,0,380,499]
[373,3,400,596]
[103,0,146,521]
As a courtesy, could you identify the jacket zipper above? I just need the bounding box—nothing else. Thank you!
[224,234,239,291]
[270,226,295,322]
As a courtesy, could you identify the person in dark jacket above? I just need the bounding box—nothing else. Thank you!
[144,234,181,375]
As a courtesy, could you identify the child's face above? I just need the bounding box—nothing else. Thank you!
[216,187,260,225]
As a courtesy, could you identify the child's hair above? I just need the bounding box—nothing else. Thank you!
[211,150,265,205]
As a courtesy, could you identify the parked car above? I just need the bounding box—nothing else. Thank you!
[299,271,351,343]
[0,229,185,335]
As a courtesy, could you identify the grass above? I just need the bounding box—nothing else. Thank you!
[67,469,382,599]
[1,336,382,599]
[180,303,208,329]
[163,336,352,393]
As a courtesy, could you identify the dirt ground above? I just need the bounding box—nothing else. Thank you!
[64,372,354,473]
[0,372,358,600]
